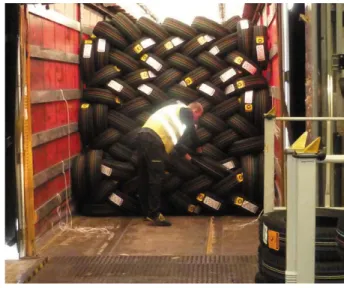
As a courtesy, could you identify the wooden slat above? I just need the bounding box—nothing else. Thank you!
[30,45,79,64]
[32,123,78,147]
[31,89,81,104]
[34,155,78,188]
[269,43,278,60]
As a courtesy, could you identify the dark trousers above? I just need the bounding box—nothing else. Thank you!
[137,130,167,218]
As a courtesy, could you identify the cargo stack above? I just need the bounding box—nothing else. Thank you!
[73,13,272,217]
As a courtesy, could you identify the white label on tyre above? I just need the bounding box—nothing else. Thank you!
[263,223,268,245]
[171,37,184,47]
[240,20,249,30]
[141,38,156,49]
[97,39,106,52]
[242,200,259,214]
[107,80,123,92]
[101,165,112,176]
[225,84,235,95]
[203,196,221,210]
[223,160,235,170]
[244,91,254,104]
[83,44,92,58]
[138,84,153,95]
[204,35,215,43]
[256,45,266,61]
[197,36,206,45]
[109,193,123,207]
[220,68,236,83]
[148,71,157,78]
[242,61,257,75]
[199,83,215,96]
[179,81,187,87]
[209,46,220,55]
[146,57,162,71]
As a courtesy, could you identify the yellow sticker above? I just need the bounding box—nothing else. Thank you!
[164,41,173,50]
[234,56,244,65]
[141,54,149,61]
[188,205,195,213]
[114,66,121,72]
[238,97,242,103]
[115,96,121,104]
[256,36,265,44]
[197,36,206,45]
[90,34,97,39]
[140,71,149,80]
[197,193,205,202]
[245,104,253,112]
[268,230,280,251]
[84,40,93,44]
[237,80,245,89]
[234,197,244,206]
[184,77,193,86]
[134,44,143,54]
[236,172,244,182]
[81,103,90,109]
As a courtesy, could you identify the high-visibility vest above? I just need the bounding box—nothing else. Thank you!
[143,102,188,153]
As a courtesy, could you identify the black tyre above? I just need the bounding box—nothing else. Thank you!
[241,154,260,202]
[208,33,238,57]
[192,17,228,38]
[237,19,253,58]
[195,82,225,104]
[108,191,141,215]
[137,17,170,42]
[121,176,139,197]
[225,50,261,76]
[254,89,272,133]
[139,53,168,74]
[223,16,242,33]
[108,49,140,73]
[211,97,240,119]
[71,154,88,211]
[94,38,110,71]
[86,150,103,192]
[91,128,122,150]
[93,21,128,50]
[212,129,241,150]
[153,36,186,59]
[196,191,225,213]
[224,75,268,97]
[111,12,142,43]
[119,97,152,117]
[211,67,243,88]
[238,90,255,123]
[180,67,211,88]
[108,110,139,134]
[211,168,244,198]
[135,111,151,126]
[195,127,213,145]
[106,78,138,102]
[80,39,95,83]
[228,136,264,157]
[252,25,269,70]
[83,88,120,108]
[137,83,169,105]
[93,104,108,136]
[167,53,198,73]
[181,34,216,57]
[229,194,260,215]
[107,142,134,163]
[162,18,197,40]
[181,174,214,198]
[120,128,141,150]
[227,114,260,137]
[101,158,135,181]
[167,155,201,180]
[191,156,227,180]
[337,217,344,260]
[163,174,183,194]
[78,102,94,148]
[153,68,183,90]
[201,143,227,161]
[81,202,122,216]
[125,37,157,58]
[168,85,199,104]
[196,51,227,73]
[199,112,227,134]
[91,180,118,203]
[169,191,202,215]
[124,69,157,88]
[89,65,122,88]
[196,97,212,113]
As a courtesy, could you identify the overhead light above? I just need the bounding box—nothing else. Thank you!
[288,3,294,11]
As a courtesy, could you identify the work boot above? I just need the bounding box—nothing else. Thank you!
[147,213,172,226]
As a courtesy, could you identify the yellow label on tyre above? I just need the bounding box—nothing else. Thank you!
[164,41,173,50]
[234,56,244,65]
[234,197,244,206]
[245,104,253,112]
[115,96,121,104]
[188,205,195,213]
[236,172,244,182]
[268,230,280,251]
[256,36,264,44]
[238,98,242,103]
[81,103,90,109]
[197,193,205,202]
[237,80,245,89]
[134,44,143,54]
[184,77,193,86]
[141,54,149,61]
[85,40,93,44]
[114,66,121,72]
[140,71,149,79]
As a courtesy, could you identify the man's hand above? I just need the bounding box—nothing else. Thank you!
[185,153,192,161]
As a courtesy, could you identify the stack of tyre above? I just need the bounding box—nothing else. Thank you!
[255,209,344,283]
[72,13,272,217]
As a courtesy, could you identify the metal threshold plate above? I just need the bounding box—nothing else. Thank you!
[28,255,258,283]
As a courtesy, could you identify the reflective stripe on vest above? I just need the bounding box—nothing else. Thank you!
[143,103,187,153]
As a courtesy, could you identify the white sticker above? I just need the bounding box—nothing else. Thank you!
[245,91,254,104]
[138,84,153,95]
[204,35,215,42]
[179,81,187,87]
[83,44,92,58]
[146,57,163,71]
[107,80,123,92]
[109,193,123,207]
[263,223,268,245]
[223,160,235,170]
[101,165,112,176]
[242,200,259,214]
[225,84,235,95]
[203,196,221,210]
[220,68,236,83]
[242,61,257,75]
[199,83,215,96]
[209,46,220,56]
[148,71,156,78]
[171,37,184,47]
[97,39,106,53]
[256,45,266,61]
[197,36,206,45]
[141,38,156,49]
[240,20,249,30]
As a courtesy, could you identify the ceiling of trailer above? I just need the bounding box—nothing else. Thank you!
[113,2,245,24]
